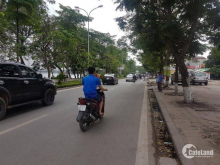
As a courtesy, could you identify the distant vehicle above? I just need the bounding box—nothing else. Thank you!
[0,62,57,120]
[191,72,208,85]
[126,74,134,82]
[102,74,118,85]
[171,71,193,84]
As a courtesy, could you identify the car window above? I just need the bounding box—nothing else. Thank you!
[27,68,38,78]
[0,64,20,77]
[19,66,38,78]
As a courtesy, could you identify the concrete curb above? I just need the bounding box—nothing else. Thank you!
[153,88,195,165]
[135,83,156,165]
[57,85,82,91]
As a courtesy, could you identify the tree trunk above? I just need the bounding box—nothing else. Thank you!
[164,54,171,87]
[160,54,164,75]
[174,59,179,95]
[47,65,51,79]
[72,70,76,79]
[56,65,63,73]
[68,70,71,79]
[178,57,192,103]
[79,72,81,78]
[16,6,19,62]
[65,67,71,79]
[19,55,25,64]
[76,71,79,78]
[44,52,50,78]
[51,70,54,77]
[165,76,169,87]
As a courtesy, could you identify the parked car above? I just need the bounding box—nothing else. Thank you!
[0,62,57,120]
[102,74,118,85]
[171,70,194,84]
[126,74,134,82]
[191,72,208,85]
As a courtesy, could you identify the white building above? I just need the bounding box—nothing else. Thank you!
[185,56,206,70]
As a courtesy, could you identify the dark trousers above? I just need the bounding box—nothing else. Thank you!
[157,82,162,91]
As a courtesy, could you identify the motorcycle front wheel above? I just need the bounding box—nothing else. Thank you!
[79,119,91,132]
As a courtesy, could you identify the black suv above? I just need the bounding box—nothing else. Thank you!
[0,62,57,120]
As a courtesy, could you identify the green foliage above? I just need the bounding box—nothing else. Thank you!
[209,66,220,77]
[56,73,65,82]
[205,47,220,68]
[56,80,82,88]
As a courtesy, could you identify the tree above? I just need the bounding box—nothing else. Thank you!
[205,47,220,68]
[31,14,55,78]
[5,0,40,63]
[205,47,220,78]
[209,66,220,78]
[115,0,220,103]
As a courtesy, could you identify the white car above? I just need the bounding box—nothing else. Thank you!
[126,74,134,82]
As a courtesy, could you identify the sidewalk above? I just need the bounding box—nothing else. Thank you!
[153,83,220,165]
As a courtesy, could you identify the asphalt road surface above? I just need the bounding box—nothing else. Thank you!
[0,79,146,165]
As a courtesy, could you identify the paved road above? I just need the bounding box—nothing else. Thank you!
[0,79,146,165]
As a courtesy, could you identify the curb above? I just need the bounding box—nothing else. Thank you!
[57,85,82,91]
[153,88,195,165]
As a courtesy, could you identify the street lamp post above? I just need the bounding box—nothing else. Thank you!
[75,5,103,66]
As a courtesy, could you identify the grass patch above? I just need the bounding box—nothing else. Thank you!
[56,80,82,88]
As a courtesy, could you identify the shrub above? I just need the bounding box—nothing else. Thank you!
[56,73,65,84]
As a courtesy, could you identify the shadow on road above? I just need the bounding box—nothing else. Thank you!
[4,102,45,120]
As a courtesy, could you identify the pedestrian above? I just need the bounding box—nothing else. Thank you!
[157,72,163,92]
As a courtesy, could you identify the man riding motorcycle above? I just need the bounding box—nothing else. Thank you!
[82,67,107,116]
[133,74,137,81]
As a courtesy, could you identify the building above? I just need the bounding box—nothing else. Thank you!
[185,56,207,70]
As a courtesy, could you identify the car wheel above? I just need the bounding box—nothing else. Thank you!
[199,83,202,85]
[42,89,55,106]
[192,81,195,85]
[0,97,7,121]
[204,82,208,86]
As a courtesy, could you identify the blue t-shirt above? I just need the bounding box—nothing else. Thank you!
[82,74,101,98]
[157,75,163,82]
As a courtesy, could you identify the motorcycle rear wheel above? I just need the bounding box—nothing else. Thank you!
[79,119,90,132]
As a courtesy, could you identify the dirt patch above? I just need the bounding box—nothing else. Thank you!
[164,92,184,96]
[162,87,173,90]
[176,100,218,112]
[175,99,220,152]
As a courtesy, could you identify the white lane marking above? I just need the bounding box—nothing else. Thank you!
[0,114,48,136]
[135,85,149,165]
[58,86,83,93]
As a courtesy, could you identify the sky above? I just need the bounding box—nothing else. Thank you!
[47,0,142,65]
[48,0,126,39]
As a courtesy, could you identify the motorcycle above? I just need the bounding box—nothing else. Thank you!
[76,89,106,132]
[133,77,137,83]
